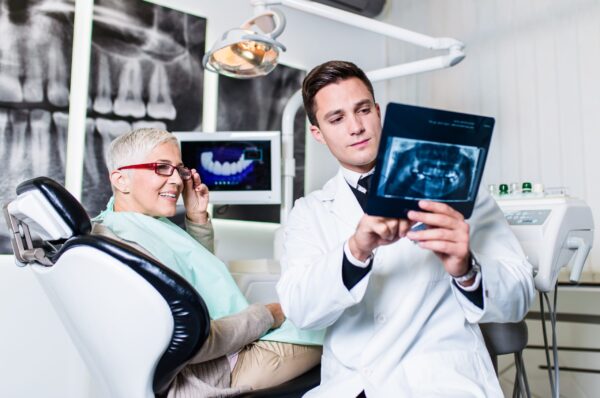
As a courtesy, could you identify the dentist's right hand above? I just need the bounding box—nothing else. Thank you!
[348,215,413,262]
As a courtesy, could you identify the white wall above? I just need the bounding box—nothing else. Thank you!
[382,0,600,272]
[0,1,386,396]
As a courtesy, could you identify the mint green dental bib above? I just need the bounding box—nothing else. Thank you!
[93,198,323,346]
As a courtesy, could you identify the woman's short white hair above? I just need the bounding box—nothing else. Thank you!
[106,128,178,171]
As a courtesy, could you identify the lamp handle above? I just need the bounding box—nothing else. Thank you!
[241,8,287,39]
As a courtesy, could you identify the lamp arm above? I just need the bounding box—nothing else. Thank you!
[280,90,302,224]
[367,51,465,82]
[252,0,464,51]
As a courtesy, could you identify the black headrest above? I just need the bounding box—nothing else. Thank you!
[17,177,91,236]
[53,235,211,395]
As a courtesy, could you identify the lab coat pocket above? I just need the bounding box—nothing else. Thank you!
[400,350,502,398]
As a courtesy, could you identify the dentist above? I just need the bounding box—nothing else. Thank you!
[277,61,535,397]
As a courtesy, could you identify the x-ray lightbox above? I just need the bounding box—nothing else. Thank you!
[366,103,494,219]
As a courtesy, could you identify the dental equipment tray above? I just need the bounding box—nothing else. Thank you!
[366,103,494,219]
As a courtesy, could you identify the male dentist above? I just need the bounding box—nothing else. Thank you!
[277,60,535,397]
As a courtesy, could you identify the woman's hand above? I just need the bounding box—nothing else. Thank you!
[182,168,210,224]
[265,303,286,329]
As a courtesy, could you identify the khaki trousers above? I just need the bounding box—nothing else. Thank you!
[231,341,322,390]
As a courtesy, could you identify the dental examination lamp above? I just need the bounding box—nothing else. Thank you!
[202,8,287,78]
[203,0,466,222]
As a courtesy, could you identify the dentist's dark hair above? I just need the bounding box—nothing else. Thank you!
[302,60,375,127]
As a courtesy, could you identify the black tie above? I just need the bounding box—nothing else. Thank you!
[350,174,372,211]
[357,174,372,194]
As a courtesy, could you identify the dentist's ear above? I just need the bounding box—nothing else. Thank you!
[309,125,327,145]
[110,170,130,194]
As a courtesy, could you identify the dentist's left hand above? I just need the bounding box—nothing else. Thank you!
[183,168,210,224]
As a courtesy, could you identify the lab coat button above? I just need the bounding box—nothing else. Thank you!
[376,314,386,323]
[361,367,372,376]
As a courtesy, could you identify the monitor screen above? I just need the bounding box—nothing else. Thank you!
[174,132,281,204]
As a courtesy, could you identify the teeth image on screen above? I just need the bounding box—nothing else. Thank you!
[379,139,479,201]
[200,149,254,185]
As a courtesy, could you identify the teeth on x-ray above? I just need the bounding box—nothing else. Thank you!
[52,112,69,166]
[93,53,113,114]
[0,109,8,161]
[96,118,132,160]
[147,63,176,120]
[114,59,146,118]
[30,110,52,176]
[24,46,44,103]
[0,53,23,103]
[47,41,70,107]
[84,118,100,183]
[9,110,29,173]
[381,140,474,201]
[201,152,253,176]
[132,120,167,130]
[0,9,23,102]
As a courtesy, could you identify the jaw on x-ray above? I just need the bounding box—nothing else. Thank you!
[366,102,494,219]
[378,138,479,202]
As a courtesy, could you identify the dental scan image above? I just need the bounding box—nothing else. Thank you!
[0,0,75,253]
[366,102,494,219]
[181,141,272,191]
[377,138,480,202]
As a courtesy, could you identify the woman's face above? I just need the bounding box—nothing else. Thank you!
[122,141,185,217]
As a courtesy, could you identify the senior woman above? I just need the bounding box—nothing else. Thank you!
[92,128,322,398]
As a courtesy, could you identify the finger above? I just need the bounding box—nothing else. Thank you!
[190,169,201,188]
[398,219,412,238]
[417,240,467,257]
[418,200,464,221]
[407,227,468,243]
[407,210,458,230]
[372,219,399,241]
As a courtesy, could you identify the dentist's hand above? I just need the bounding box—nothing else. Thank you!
[348,215,413,262]
[183,168,210,224]
[406,200,471,280]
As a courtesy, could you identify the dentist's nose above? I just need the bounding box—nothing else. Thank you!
[349,114,365,135]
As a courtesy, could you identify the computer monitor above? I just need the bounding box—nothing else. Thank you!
[173,131,281,204]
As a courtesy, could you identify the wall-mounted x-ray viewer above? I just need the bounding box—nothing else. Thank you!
[174,132,281,204]
[367,103,494,219]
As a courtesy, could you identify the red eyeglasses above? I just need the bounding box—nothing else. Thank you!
[117,163,192,180]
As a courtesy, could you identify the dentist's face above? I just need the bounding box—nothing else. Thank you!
[309,77,381,173]
[116,141,185,217]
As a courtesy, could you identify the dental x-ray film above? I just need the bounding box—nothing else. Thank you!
[366,103,494,219]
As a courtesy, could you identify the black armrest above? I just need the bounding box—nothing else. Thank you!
[236,365,320,398]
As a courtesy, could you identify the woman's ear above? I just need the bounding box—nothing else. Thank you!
[110,170,130,194]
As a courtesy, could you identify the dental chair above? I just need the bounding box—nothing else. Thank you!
[3,177,319,398]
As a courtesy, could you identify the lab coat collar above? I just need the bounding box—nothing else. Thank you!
[318,168,364,229]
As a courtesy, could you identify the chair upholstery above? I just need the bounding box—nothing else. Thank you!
[4,177,210,397]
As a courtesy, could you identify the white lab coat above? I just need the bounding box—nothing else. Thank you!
[277,169,535,397]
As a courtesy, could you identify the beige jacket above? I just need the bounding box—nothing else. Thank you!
[92,218,274,397]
